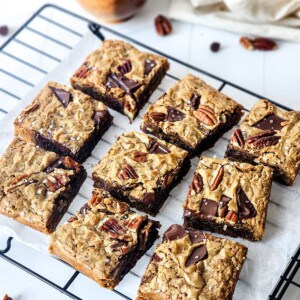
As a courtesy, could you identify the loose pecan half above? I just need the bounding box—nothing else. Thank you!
[133,151,147,163]
[119,164,138,180]
[155,15,172,36]
[240,36,277,51]
[191,173,203,194]
[231,129,245,147]
[193,105,217,126]
[149,112,167,122]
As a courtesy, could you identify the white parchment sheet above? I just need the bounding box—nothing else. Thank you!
[0,31,299,299]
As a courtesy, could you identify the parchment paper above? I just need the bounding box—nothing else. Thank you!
[0,31,299,299]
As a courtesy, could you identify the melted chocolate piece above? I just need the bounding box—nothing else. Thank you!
[167,107,186,122]
[93,110,109,126]
[185,245,208,267]
[117,59,132,76]
[143,192,155,204]
[219,195,231,218]
[151,253,162,262]
[219,195,231,208]
[189,94,201,110]
[144,59,157,77]
[79,203,90,216]
[188,229,204,244]
[163,224,187,242]
[44,158,65,174]
[148,139,170,154]
[237,187,257,219]
[199,199,218,220]
[253,114,286,131]
[106,72,142,94]
[0,26,9,36]
[24,179,38,186]
[50,87,72,108]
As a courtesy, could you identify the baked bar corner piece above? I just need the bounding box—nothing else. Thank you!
[0,138,86,234]
[225,99,300,186]
[137,224,247,300]
[92,131,190,216]
[70,39,169,122]
[49,188,160,289]
[14,81,113,163]
[141,74,244,156]
[184,156,273,241]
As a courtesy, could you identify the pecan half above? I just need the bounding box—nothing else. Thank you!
[210,166,224,191]
[100,218,125,236]
[231,129,245,147]
[133,151,147,163]
[124,216,144,230]
[193,105,217,126]
[73,64,91,78]
[240,36,277,51]
[119,164,138,180]
[155,15,172,36]
[240,37,254,50]
[46,174,68,192]
[191,173,203,193]
[225,211,238,223]
[149,112,167,122]
[247,130,280,149]
[24,103,40,114]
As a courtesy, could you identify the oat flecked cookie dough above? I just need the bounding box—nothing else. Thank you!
[141,74,244,156]
[14,81,112,163]
[183,156,273,241]
[225,99,300,185]
[137,224,247,300]
[0,138,86,234]
[70,40,169,122]
[49,189,160,289]
[92,131,190,216]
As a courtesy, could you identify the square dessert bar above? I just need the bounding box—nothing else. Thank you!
[14,81,113,163]
[92,131,190,216]
[137,224,247,300]
[183,156,273,241]
[49,188,160,289]
[225,99,300,185]
[70,40,169,122]
[0,138,86,234]
[141,74,244,156]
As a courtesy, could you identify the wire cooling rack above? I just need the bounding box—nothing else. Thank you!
[0,4,299,300]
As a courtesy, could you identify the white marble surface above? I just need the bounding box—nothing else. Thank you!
[0,1,299,300]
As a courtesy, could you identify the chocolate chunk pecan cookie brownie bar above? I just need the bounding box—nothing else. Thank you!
[141,74,244,156]
[184,156,273,241]
[49,188,160,289]
[137,224,247,300]
[92,131,190,216]
[14,81,112,163]
[225,99,300,185]
[70,40,169,122]
[0,138,86,234]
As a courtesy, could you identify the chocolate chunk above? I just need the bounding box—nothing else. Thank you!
[167,107,186,122]
[24,179,38,186]
[148,139,170,154]
[49,87,72,108]
[117,59,132,76]
[253,114,286,131]
[163,224,187,242]
[143,192,155,205]
[237,187,257,219]
[79,203,90,216]
[106,72,142,94]
[144,59,157,77]
[210,42,220,52]
[219,195,231,208]
[185,245,208,267]
[190,94,201,110]
[199,199,218,220]
[44,158,65,173]
[151,253,162,262]
[0,25,8,36]
[188,229,204,244]
[93,110,109,126]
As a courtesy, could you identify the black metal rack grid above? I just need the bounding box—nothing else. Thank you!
[0,4,299,300]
